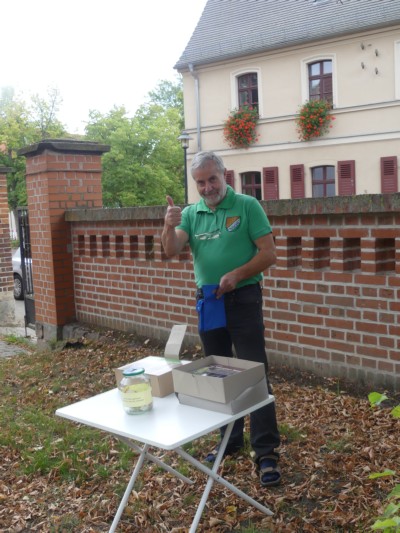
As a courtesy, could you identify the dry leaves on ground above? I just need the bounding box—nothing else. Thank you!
[0,328,399,532]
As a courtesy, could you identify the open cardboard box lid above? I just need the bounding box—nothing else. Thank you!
[114,325,188,397]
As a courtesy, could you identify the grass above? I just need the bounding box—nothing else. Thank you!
[0,345,137,485]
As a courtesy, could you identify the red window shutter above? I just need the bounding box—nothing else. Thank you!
[338,160,355,196]
[290,164,305,199]
[381,156,398,193]
[226,170,235,189]
[262,167,279,200]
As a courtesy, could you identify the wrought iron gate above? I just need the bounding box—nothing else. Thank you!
[17,207,35,329]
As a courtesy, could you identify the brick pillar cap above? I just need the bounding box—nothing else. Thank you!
[17,139,110,157]
[0,166,13,173]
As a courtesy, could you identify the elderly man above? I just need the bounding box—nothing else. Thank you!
[162,151,281,487]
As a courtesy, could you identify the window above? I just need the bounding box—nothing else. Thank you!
[241,172,261,199]
[238,73,258,110]
[309,60,332,102]
[312,166,335,197]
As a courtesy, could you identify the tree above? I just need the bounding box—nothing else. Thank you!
[85,79,185,207]
[147,78,184,111]
[30,87,65,140]
[0,86,68,212]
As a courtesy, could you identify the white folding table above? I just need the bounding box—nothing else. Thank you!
[56,388,275,532]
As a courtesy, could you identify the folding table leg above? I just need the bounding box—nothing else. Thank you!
[118,436,194,484]
[175,422,273,533]
[188,422,234,533]
[108,443,149,533]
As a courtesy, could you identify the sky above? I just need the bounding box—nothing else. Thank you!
[1,0,208,134]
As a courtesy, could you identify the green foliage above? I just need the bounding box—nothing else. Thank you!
[369,392,400,532]
[85,79,185,206]
[369,392,389,407]
[1,80,185,212]
[0,85,68,211]
[146,78,184,110]
[30,87,66,139]
[369,392,400,419]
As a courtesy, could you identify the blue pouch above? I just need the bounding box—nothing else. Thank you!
[196,284,227,332]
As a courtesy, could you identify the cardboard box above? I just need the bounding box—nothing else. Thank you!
[177,377,269,414]
[114,325,187,397]
[115,356,184,397]
[172,355,268,413]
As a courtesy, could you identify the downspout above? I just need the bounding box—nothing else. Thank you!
[189,63,201,152]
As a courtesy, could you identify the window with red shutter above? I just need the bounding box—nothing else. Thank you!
[338,160,355,196]
[262,167,279,200]
[225,170,235,189]
[241,172,261,199]
[381,156,398,194]
[290,164,305,199]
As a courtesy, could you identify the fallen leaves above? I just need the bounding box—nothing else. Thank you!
[0,328,399,532]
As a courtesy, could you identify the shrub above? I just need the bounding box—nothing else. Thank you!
[368,392,400,532]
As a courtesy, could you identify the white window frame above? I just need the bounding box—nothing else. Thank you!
[300,54,338,108]
[230,67,263,117]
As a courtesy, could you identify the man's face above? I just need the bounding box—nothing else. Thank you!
[192,161,227,208]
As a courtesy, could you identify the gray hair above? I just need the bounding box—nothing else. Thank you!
[190,151,225,176]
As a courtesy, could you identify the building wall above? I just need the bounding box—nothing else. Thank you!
[182,26,400,202]
[66,194,400,392]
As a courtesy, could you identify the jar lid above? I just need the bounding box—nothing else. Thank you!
[122,366,145,377]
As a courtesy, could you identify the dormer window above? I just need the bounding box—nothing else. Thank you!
[238,73,258,110]
[309,60,332,102]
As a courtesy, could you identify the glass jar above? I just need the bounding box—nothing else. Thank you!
[118,367,153,414]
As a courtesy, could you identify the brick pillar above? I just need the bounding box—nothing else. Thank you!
[18,140,110,344]
[0,167,14,324]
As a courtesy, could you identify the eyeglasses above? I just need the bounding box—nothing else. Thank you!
[194,229,221,241]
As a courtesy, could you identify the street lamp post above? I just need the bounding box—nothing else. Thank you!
[178,131,192,204]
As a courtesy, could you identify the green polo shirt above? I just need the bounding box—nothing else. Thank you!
[178,186,272,288]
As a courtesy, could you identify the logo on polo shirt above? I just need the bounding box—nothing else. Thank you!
[226,216,240,232]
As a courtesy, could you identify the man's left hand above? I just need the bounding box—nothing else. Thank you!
[215,272,239,298]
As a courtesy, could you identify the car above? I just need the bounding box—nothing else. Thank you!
[12,248,24,300]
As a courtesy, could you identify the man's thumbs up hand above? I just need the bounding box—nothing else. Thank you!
[165,195,182,228]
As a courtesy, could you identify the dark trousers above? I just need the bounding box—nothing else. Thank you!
[199,283,280,462]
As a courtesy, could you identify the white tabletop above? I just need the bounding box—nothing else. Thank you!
[56,389,275,450]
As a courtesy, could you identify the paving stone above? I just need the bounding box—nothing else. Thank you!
[0,326,37,358]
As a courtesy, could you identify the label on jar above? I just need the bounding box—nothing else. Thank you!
[121,383,152,409]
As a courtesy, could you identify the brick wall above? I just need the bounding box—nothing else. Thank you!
[19,140,109,340]
[19,141,399,391]
[0,167,14,323]
[66,194,400,391]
